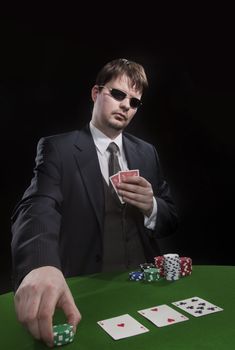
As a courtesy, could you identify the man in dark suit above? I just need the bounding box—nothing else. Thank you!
[11,58,178,347]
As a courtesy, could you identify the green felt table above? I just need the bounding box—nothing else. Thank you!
[0,265,235,349]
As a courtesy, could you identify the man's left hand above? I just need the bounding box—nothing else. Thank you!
[116,176,154,217]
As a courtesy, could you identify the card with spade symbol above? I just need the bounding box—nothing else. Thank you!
[138,304,189,327]
[97,314,149,340]
[172,296,223,317]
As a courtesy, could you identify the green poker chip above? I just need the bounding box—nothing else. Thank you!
[53,323,74,346]
[143,267,161,282]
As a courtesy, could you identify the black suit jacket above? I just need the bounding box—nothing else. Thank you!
[11,125,178,290]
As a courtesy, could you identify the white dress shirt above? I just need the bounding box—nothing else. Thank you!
[89,121,157,230]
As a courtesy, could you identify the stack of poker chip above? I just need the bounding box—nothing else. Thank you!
[143,267,161,282]
[139,263,161,282]
[129,271,144,281]
[180,257,192,276]
[53,323,74,346]
[129,263,161,282]
[154,255,193,278]
[163,253,181,281]
[154,256,165,277]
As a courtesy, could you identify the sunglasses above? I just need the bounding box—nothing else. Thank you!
[99,85,142,109]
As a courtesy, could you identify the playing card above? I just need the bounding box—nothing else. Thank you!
[109,173,121,190]
[109,169,140,204]
[172,296,223,317]
[109,173,125,204]
[119,169,139,181]
[138,304,189,327]
[97,314,149,340]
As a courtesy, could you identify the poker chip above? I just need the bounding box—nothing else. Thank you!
[163,254,181,281]
[154,255,193,280]
[180,257,192,276]
[53,323,74,346]
[139,263,155,271]
[154,256,165,277]
[129,271,144,281]
[143,267,161,282]
[128,255,192,283]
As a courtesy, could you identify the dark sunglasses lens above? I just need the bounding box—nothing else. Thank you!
[111,88,126,101]
[130,98,141,109]
[110,88,141,108]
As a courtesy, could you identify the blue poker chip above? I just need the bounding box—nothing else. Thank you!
[129,271,144,281]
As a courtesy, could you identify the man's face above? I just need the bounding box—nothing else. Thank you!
[91,75,142,138]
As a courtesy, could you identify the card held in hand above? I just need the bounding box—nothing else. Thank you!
[172,296,223,317]
[109,169,140,204]
[119,169,139,181]
[138,304,189,327]
[97,314,149,340]
[109,173,125,204]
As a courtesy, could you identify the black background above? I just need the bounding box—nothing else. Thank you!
[1,6,235,293]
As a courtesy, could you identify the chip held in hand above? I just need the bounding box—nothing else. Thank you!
[53,323,74,346]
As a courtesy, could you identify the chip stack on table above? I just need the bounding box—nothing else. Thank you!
[163,253,181,281]
[180,257,192,276]
[129,263,160,282]
[154,256,165,277]
[154,255,193,278]
[53,323,74,346]
[143,267,161,282]
[129,256,192,283]
[129,271,144,281]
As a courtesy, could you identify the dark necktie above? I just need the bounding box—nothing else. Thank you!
[107,142,121,177]
[107,142,124,203]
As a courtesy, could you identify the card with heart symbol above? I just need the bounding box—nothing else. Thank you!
[97,314,149,340]
[138,304,189,327]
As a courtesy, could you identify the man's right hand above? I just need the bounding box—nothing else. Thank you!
[14,266,81,347]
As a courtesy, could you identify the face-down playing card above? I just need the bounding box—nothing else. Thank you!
[172,296,223,317]
[119,169,139,181]
[109,169,139,204]
[97,314,149,340]
[109,173,125,203]
[138,304,189,327]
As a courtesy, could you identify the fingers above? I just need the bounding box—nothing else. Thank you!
[118,175,148,187]
[57,288,82,333]
[117,175,152,196]
[37,287,81,346]
[15,278,57,346]
[14,266,82,347]
[37,288,59,347]
[116,176,154,214]
[15,284,41,340]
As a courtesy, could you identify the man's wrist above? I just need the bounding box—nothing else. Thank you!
[144,197,158,230]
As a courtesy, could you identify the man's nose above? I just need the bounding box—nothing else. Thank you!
[119,97,131,110]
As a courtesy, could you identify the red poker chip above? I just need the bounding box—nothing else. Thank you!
[154,255,192,277]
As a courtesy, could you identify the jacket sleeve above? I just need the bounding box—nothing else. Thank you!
[11,137,63,291]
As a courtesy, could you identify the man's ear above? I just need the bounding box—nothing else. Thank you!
[91,85,99,102]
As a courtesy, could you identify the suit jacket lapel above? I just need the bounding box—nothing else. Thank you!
[73,125,104,233]
[72,129,146,233]
[123,135,145,171]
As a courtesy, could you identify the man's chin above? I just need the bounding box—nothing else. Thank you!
[108,120,126,131]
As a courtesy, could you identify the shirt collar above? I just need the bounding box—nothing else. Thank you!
[89,121,123,155]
